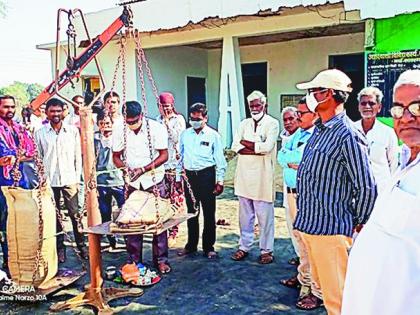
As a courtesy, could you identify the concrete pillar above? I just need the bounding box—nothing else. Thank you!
[217,35,245,148]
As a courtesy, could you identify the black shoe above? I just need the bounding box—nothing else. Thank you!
[58,248,66,263]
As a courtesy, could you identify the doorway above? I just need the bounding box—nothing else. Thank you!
[329,53,364,121]
[187,76,206,117]
[241,62,268,118]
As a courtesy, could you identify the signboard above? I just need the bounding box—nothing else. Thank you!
[367,50,420,116]
[280,94,305,111]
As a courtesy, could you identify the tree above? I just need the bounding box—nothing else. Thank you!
[0,1,6,18]
[27,83,44,101]
[0,81,45,113]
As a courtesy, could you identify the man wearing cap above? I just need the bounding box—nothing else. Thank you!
[156,92,186,247]
[294,69,377,315]
[231,90,279,264]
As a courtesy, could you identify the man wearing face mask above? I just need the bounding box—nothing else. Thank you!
[354,87,398,194]
[156,92,186,247]
[112,101,171,274]
[294,69,377,315]
[230,90,279,265]
[177,103,227,260]
[35,98,87,263]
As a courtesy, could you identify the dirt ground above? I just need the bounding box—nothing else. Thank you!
[1,159,326,315]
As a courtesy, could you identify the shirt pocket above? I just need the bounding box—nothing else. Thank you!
[368,141,387,163]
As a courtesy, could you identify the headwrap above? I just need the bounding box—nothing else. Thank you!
[159,92,175,105]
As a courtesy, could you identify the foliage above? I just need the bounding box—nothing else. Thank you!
[0,81,45,110]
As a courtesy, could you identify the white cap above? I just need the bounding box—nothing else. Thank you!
[393,70,420,93]
[296,69,353,92]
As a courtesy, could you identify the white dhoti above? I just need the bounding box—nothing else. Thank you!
[238,196,274,254]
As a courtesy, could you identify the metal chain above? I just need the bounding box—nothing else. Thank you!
[134,35,160,222]
[134,31,200,214]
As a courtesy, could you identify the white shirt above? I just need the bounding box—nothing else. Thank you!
[29,114,45,132]
[112,117,168,190]
[355,119,398,193]
[156,114,186,170]
[35,123,82,187]
[231,114,280,202]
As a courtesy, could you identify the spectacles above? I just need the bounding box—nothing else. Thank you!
[359,101,377,107]
[297,110,312,117]
[390,103,420,119]
[308,88,328,94]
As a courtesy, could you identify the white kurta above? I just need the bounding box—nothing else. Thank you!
[231,114,279,203]
[354,119,399,194]
[342,147,420,315]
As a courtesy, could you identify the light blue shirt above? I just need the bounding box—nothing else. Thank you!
[278,127,314,188]
[178,126,227,183]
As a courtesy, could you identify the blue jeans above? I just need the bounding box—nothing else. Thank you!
[97,186,125,245]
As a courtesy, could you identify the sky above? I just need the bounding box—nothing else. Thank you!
[0,0,116,87]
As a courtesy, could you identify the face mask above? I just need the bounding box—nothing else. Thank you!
[306,91,330,112]
[189,120,203,130]
[251,111,264,121]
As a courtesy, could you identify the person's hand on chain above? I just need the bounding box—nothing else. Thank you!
[213,182,224,196]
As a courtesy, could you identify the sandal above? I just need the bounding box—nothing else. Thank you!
[296,293,324,310]
[231,249,248,261]
[206,251,218,259]
[279,275,301,289]
[258,252,274,264]
[157,262,172,274]
[288,257,300,266]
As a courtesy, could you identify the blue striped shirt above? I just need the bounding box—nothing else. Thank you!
[294,112,377,236]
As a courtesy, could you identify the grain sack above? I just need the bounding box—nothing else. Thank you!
[2,185,58,288]
[115,190,176,225]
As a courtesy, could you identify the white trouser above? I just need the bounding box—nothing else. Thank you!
[238,196,274,254]
[285,186,300,257]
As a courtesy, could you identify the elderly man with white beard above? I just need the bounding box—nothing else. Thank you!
[231,90,279,265]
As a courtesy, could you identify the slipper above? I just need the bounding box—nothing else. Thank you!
[231,249,248,261]
[258,252,274,264]
[157,262,172,274]
[205,251,218,259]
[279,275,301,289]
[296,293,324,310]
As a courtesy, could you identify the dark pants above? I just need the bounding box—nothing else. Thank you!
[125,181,168,266]
[184,166,216,253]
[52,184,85,251]
[97,185,125,245]
[0,191,8,264]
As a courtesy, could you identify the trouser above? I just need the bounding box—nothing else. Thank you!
[0,191,8,264]
[97,185,125,245]
[52,184,85,251]
[184,166,216,253]
[288,192,322,298]
[165,172,179,237]
[125,181,169,265]
[285,186,299,256]
[302,233,352,315]
[238,196,275,254]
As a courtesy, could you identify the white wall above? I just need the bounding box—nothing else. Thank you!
[137,46,208,119]
[207,32,364,125]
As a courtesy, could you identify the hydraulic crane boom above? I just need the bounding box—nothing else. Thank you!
[31,6,133,110]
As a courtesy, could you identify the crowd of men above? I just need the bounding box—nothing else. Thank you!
[0,67,419,314]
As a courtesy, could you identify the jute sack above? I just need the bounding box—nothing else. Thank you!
[115,190,176,225]
[2,185,58,288]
